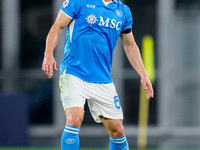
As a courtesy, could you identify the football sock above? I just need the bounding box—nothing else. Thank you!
[61,125,80,150]
[109,135,129,150]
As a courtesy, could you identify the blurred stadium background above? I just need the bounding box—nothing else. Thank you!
[1,0,200,149]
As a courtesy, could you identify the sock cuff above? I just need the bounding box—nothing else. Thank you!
[110,136,126,144]
[64,125,80,134]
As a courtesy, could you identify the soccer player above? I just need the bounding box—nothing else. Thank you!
[42,0,154,149]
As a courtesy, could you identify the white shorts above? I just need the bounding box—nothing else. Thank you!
[59,74,123,123]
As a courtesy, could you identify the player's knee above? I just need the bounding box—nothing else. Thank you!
[66,115,83,128]
[109,123,124,138]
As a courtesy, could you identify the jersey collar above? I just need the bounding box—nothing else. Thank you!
[113,0,119,3]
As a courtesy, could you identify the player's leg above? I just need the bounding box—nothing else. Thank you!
[65,107,84,127]
[100,117,124,138]
[100,117,129,150]
[87,82,128,149]
[61,107,84,150]
[59,74,87,150]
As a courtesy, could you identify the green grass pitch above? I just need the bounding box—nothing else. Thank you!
[0,147,200,150]
[1,148,123,150]
[0,149,137,150]
[0,149,114,150]
[0,148,115,150]
[0,149,109,150]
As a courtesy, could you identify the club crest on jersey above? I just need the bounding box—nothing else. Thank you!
[116,9,123,17]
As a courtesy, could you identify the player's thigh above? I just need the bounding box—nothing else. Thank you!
[59,74,86,109]
[87,83,123,123]
[59,74,86,127]
[100,117,124,138]
[65,107,84,128]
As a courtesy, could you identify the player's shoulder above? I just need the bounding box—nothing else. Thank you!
[62,0,83,6]
[62,0,90,10]
[118,0,132,19]
[118,1,130,11]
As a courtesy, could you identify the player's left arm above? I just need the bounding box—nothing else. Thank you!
[120,31,154,99]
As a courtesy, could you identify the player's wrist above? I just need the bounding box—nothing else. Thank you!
[140,72,148,80]
[44,51,54,58]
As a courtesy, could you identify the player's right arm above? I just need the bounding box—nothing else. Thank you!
[42,11,72,78]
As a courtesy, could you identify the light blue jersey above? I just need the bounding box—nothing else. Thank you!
[60,0,133,83]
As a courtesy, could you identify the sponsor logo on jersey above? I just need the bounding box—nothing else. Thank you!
[65,138,75,144]
[86,14,98,25]
[86,14,122,30]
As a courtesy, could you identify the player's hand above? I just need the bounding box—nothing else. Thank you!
[42,54,58,78]
[141,76,154,99]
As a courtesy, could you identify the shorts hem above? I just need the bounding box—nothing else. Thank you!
[63,104,84,111]
[95,114,124,123]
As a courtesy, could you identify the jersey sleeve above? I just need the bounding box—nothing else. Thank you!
[60,0,81,19]
[122,6,133,31]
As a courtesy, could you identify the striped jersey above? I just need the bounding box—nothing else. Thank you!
[60,0,133,83]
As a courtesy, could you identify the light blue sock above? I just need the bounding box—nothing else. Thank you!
[109,135,129,150]
[61,125,80,150]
